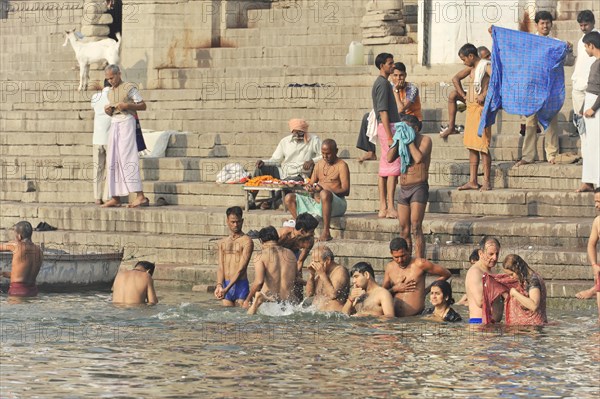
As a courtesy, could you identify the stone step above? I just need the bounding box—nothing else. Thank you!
[0,202,592,248]
[0,226,592,282]
[221,26,362,48]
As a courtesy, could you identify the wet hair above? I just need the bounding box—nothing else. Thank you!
[398,113,422,133]
[430,280,455,305]
[321,246,335,262]
[136,261,156,276]
[477,46,490,57]
[351,262,375,279]
[583,31,600,49]
[502,254,536,287]
[479,236,500,251]
[103,79,111,88]
[226,206,243,219]
[394,62,406,73]
[375,52,393,70]
[105,64,120,74]
[458,43,478,58]
[13,221,33,240]
[535,11,553,24]
[577,10,595,24]
[322,138,338,151]
[295,213,319,232]
[258,226,279,243]
[469,249,480,263]
[390,237,410,252]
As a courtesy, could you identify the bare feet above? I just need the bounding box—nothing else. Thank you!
[575,287,596,299]
[457,182,481,191]
[576,184,594,193]
[386,209,398,219]
[548,157,556,164]
[439,126,459,139]
[95,200,103,205]
[127,197,150,208]
[378,209,387,218]
[358,152,377,163]
[479,181,492,191]
[101,198,121,208]
[514,159,532,167]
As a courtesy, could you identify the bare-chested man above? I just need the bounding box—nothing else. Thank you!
[244,226,298,314]
[0,221,43,297]
[343,262,395,317]
[278,213,319,273]
[214,206,254,306]
[305,245,350,312]
[382,237,451,317]
[576,189,600,321]
[465,236,503,324]
[387,114,432,258]
[284,139,350,241]
[112,261,158,304]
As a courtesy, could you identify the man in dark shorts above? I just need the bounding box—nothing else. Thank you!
[387,114,432,258]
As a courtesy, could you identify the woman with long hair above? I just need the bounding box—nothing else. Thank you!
[502,254,547,325]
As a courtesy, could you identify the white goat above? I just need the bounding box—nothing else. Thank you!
[62,29,121,91]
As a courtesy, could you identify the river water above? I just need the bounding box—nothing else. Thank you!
[1,290,599,398]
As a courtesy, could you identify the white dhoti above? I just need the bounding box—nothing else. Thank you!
[107,116,143,197]
[582,92,600,186]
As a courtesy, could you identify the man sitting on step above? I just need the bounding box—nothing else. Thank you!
[284,139,350,241]
[249,118,322,209]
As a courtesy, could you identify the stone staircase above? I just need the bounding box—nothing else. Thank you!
[0,0,596,308]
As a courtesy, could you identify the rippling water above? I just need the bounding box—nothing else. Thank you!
[1,290,599,398]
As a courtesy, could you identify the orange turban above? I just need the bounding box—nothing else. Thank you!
[288,119,309,133]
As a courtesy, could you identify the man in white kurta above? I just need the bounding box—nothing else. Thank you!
[572,11,597,135]
[102,65,149,208]
[580,32,600,192]
[91,81,112,204]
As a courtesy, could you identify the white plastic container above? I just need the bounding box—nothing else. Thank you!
[347,41,364,65]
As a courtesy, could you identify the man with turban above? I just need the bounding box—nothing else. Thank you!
[250,119,322,209]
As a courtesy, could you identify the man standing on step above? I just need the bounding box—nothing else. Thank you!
[250,119,322,209]
[91,79,112,205]
[465,236,503,324]
[572,11,597,143]
[214,206,254,307]
[284,139,350,241]
[112,261,158,304]
[515,11,572,167]
[387,114,431,258]
[0,221,43,297]
[102,64,149,208]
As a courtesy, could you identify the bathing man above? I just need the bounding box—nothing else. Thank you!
[305,245,350,312]
[0,221,43,297]
[465,236,503,323]
[112,261,158,304]
[382,237,451,317]
[343,262,395,317]
[244,227,298,314]
[214,206,254,306]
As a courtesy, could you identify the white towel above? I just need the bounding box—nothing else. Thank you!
[473,59,490,95]
[366,109,378,144]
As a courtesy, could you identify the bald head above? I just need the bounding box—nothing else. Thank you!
[322,139,337,151]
